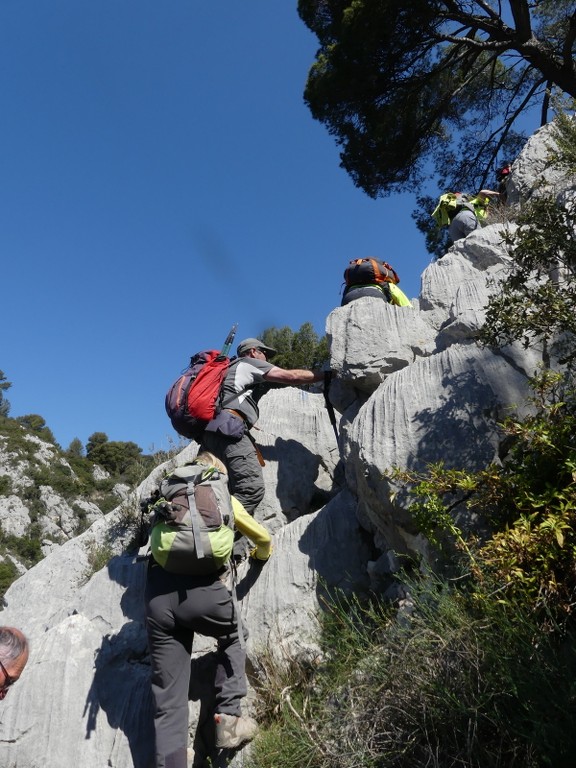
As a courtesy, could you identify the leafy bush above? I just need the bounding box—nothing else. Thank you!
[0,559,18,601]
[395,370,576,624]
[0,527,43,569]
[0,475,13,496]
[15,414,57,445]
[252,577,576,768]
[83,543,114,582]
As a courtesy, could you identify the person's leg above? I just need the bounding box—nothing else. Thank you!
[182,578,247,715]
[145,568,194,768]
[201,432,264,515]
[184,577,256,750]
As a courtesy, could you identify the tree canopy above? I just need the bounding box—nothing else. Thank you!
[15,414,56,445]
[298,0,576,197]
[86,431,145,477]
[261,322,329,370]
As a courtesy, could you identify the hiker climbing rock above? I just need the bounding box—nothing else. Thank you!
[199,337,324,522]
[142,452,272,766]
[496,162,512,204]
[341,257,411,307]
[432,189,500,243]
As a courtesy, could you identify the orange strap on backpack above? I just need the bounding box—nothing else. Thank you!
[345,258,400,285]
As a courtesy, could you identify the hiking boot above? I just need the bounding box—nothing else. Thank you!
[214,712,258,749]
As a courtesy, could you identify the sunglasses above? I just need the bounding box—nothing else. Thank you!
[0,658,17,698]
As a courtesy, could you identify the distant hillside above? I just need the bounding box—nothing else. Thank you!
[0,413,165,598]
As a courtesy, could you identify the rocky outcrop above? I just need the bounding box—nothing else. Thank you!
[1,121,572,767]
[506,121,570,205]
[0,431,108,556]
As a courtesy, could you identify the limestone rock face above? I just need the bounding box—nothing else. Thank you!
[0,495,31,538]
[0,122,571,767]
[345,343,534,559]
[0,431,105,561]
[0,390,353,768]
[506,121,567,205]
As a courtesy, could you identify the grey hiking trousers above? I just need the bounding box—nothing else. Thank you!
[145,563,247,768]
[200,429,264,515]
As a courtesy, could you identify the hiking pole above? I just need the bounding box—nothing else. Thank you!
[219,323,238,359]
[323,370,339,442]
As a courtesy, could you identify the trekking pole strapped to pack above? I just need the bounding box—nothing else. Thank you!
[219,323,238,359]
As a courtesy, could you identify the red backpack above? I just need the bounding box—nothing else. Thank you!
[165,351,230,440]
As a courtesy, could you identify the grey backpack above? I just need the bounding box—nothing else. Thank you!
[147,463,235,575]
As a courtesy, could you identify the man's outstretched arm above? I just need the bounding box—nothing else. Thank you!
[264,366,324,384]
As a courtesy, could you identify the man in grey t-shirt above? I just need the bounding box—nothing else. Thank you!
[200,337,323,520]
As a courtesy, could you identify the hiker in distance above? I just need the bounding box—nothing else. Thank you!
[143,452,272,766]
[448,188,500,242]
[496,161,512,204]
[199,337,324,520]
[0,626,29,701]
[341,257,411,307]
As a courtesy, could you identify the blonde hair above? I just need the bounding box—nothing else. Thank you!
[193,451,228,475]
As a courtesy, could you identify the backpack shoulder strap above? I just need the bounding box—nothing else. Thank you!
[368,258,384,281]
[186,476,206,560]
[368,258,400,285]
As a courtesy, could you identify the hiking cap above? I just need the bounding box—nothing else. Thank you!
[236,338,277,357]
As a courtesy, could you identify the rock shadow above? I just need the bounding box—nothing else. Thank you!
[83,553,155,768]
[259,437,339,520]
[298,488,373,599]
[408,366,507,473]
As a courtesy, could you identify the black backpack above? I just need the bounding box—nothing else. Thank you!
[344,258,400,287]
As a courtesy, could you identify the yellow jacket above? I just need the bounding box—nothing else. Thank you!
[389,283,412,307]
[232,497,272,561]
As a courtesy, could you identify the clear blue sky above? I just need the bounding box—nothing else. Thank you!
[1,1,433,454]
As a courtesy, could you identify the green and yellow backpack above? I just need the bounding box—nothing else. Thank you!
[145,462,235,575]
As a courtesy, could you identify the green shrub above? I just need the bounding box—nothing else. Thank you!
[71,504,89,534]
[395,370,576,624]
[0,528,43,568]
[83,543,114,581]
[0,559,18,600]
[251,576,576,768]
[0,475,13,496]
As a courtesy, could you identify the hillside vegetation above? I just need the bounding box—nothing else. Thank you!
[0,410,170,599]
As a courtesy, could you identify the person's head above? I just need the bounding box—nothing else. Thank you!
[193,451,227,475]
[0,627,29,701]
[236,338,277,361]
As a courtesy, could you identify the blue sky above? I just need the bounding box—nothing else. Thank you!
[0,2,463,453]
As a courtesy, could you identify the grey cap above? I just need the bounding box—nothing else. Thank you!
[236,338,277,357]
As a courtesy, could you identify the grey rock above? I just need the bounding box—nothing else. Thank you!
[0,495,31,538]
[344,343,535,560]
[506,121,568,205]
[327,299,436,395]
